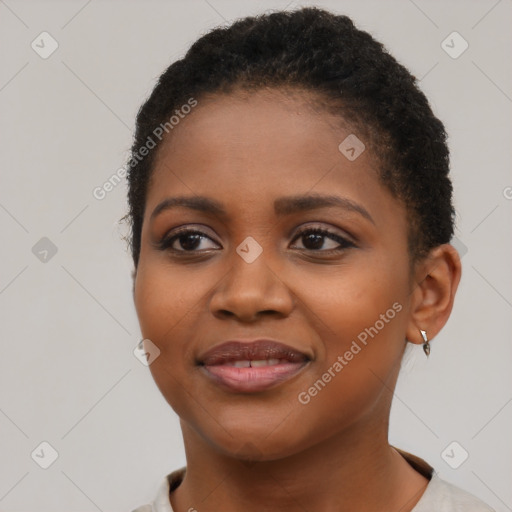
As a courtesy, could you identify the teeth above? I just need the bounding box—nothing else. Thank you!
[232,360,251,368]
[250,360,269,367]
[253,358,281,367]
[228,359,283,368]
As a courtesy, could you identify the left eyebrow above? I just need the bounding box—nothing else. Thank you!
[274,193,375,225]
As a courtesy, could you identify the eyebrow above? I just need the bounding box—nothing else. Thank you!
[150,193,374,225]
[274,194,374,224]
[150,196,226,221]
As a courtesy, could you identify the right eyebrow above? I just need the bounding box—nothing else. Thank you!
[150,196,226,222]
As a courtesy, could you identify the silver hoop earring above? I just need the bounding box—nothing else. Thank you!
[420,329,430,357]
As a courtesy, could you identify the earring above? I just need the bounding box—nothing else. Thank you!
[420,329,430,357]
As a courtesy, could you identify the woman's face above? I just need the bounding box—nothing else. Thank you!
[133,88,416,459]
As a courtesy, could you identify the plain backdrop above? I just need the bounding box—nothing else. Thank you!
[0,0,511,510]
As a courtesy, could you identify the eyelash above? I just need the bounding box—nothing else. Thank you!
[156,226,356,255]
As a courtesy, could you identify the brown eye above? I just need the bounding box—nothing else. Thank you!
[291,228,355,252]
[158,229,220,253]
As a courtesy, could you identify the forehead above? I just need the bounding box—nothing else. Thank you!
[158,88,345,157]
[145,88,401,226]
[153,90,364,179]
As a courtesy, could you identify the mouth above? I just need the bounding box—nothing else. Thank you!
[198,339,311,393]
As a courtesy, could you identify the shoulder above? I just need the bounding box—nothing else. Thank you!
[131,467,186,512]
[394,447,494,512]
[413,472,496,512]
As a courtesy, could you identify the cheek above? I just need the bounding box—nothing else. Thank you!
[299,256,408,345]
[297,258,409,394]
[134,260,204,346]
[133,272,188,413]
[133,261,214,408]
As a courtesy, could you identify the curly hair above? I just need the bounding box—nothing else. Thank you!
[123,6,454,269]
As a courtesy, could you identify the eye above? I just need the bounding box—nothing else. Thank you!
[290,226,355,252]
[156,225,355,255]
[157,227,220,253]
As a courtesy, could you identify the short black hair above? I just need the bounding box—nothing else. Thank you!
[123,6,454,269]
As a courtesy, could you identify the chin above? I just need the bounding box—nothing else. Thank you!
[223,439,302,463]
[195,420,309,463]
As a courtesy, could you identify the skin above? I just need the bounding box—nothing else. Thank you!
[133,88,461,512]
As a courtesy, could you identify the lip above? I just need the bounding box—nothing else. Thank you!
[198,339,311,393]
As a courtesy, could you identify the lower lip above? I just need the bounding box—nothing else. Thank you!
[201,362,308,393]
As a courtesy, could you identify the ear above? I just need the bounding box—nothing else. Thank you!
[405,243,462,345]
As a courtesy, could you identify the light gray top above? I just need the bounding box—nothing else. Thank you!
[132,466,495,512]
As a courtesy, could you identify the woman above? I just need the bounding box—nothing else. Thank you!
[126,7,494,511]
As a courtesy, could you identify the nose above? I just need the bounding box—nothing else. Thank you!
[209,248,294,323]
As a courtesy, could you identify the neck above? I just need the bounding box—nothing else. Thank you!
[170,418,428,512]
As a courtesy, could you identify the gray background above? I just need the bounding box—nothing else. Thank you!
[0,0,511,510]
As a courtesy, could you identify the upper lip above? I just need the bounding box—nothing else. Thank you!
[198,339,311,366]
